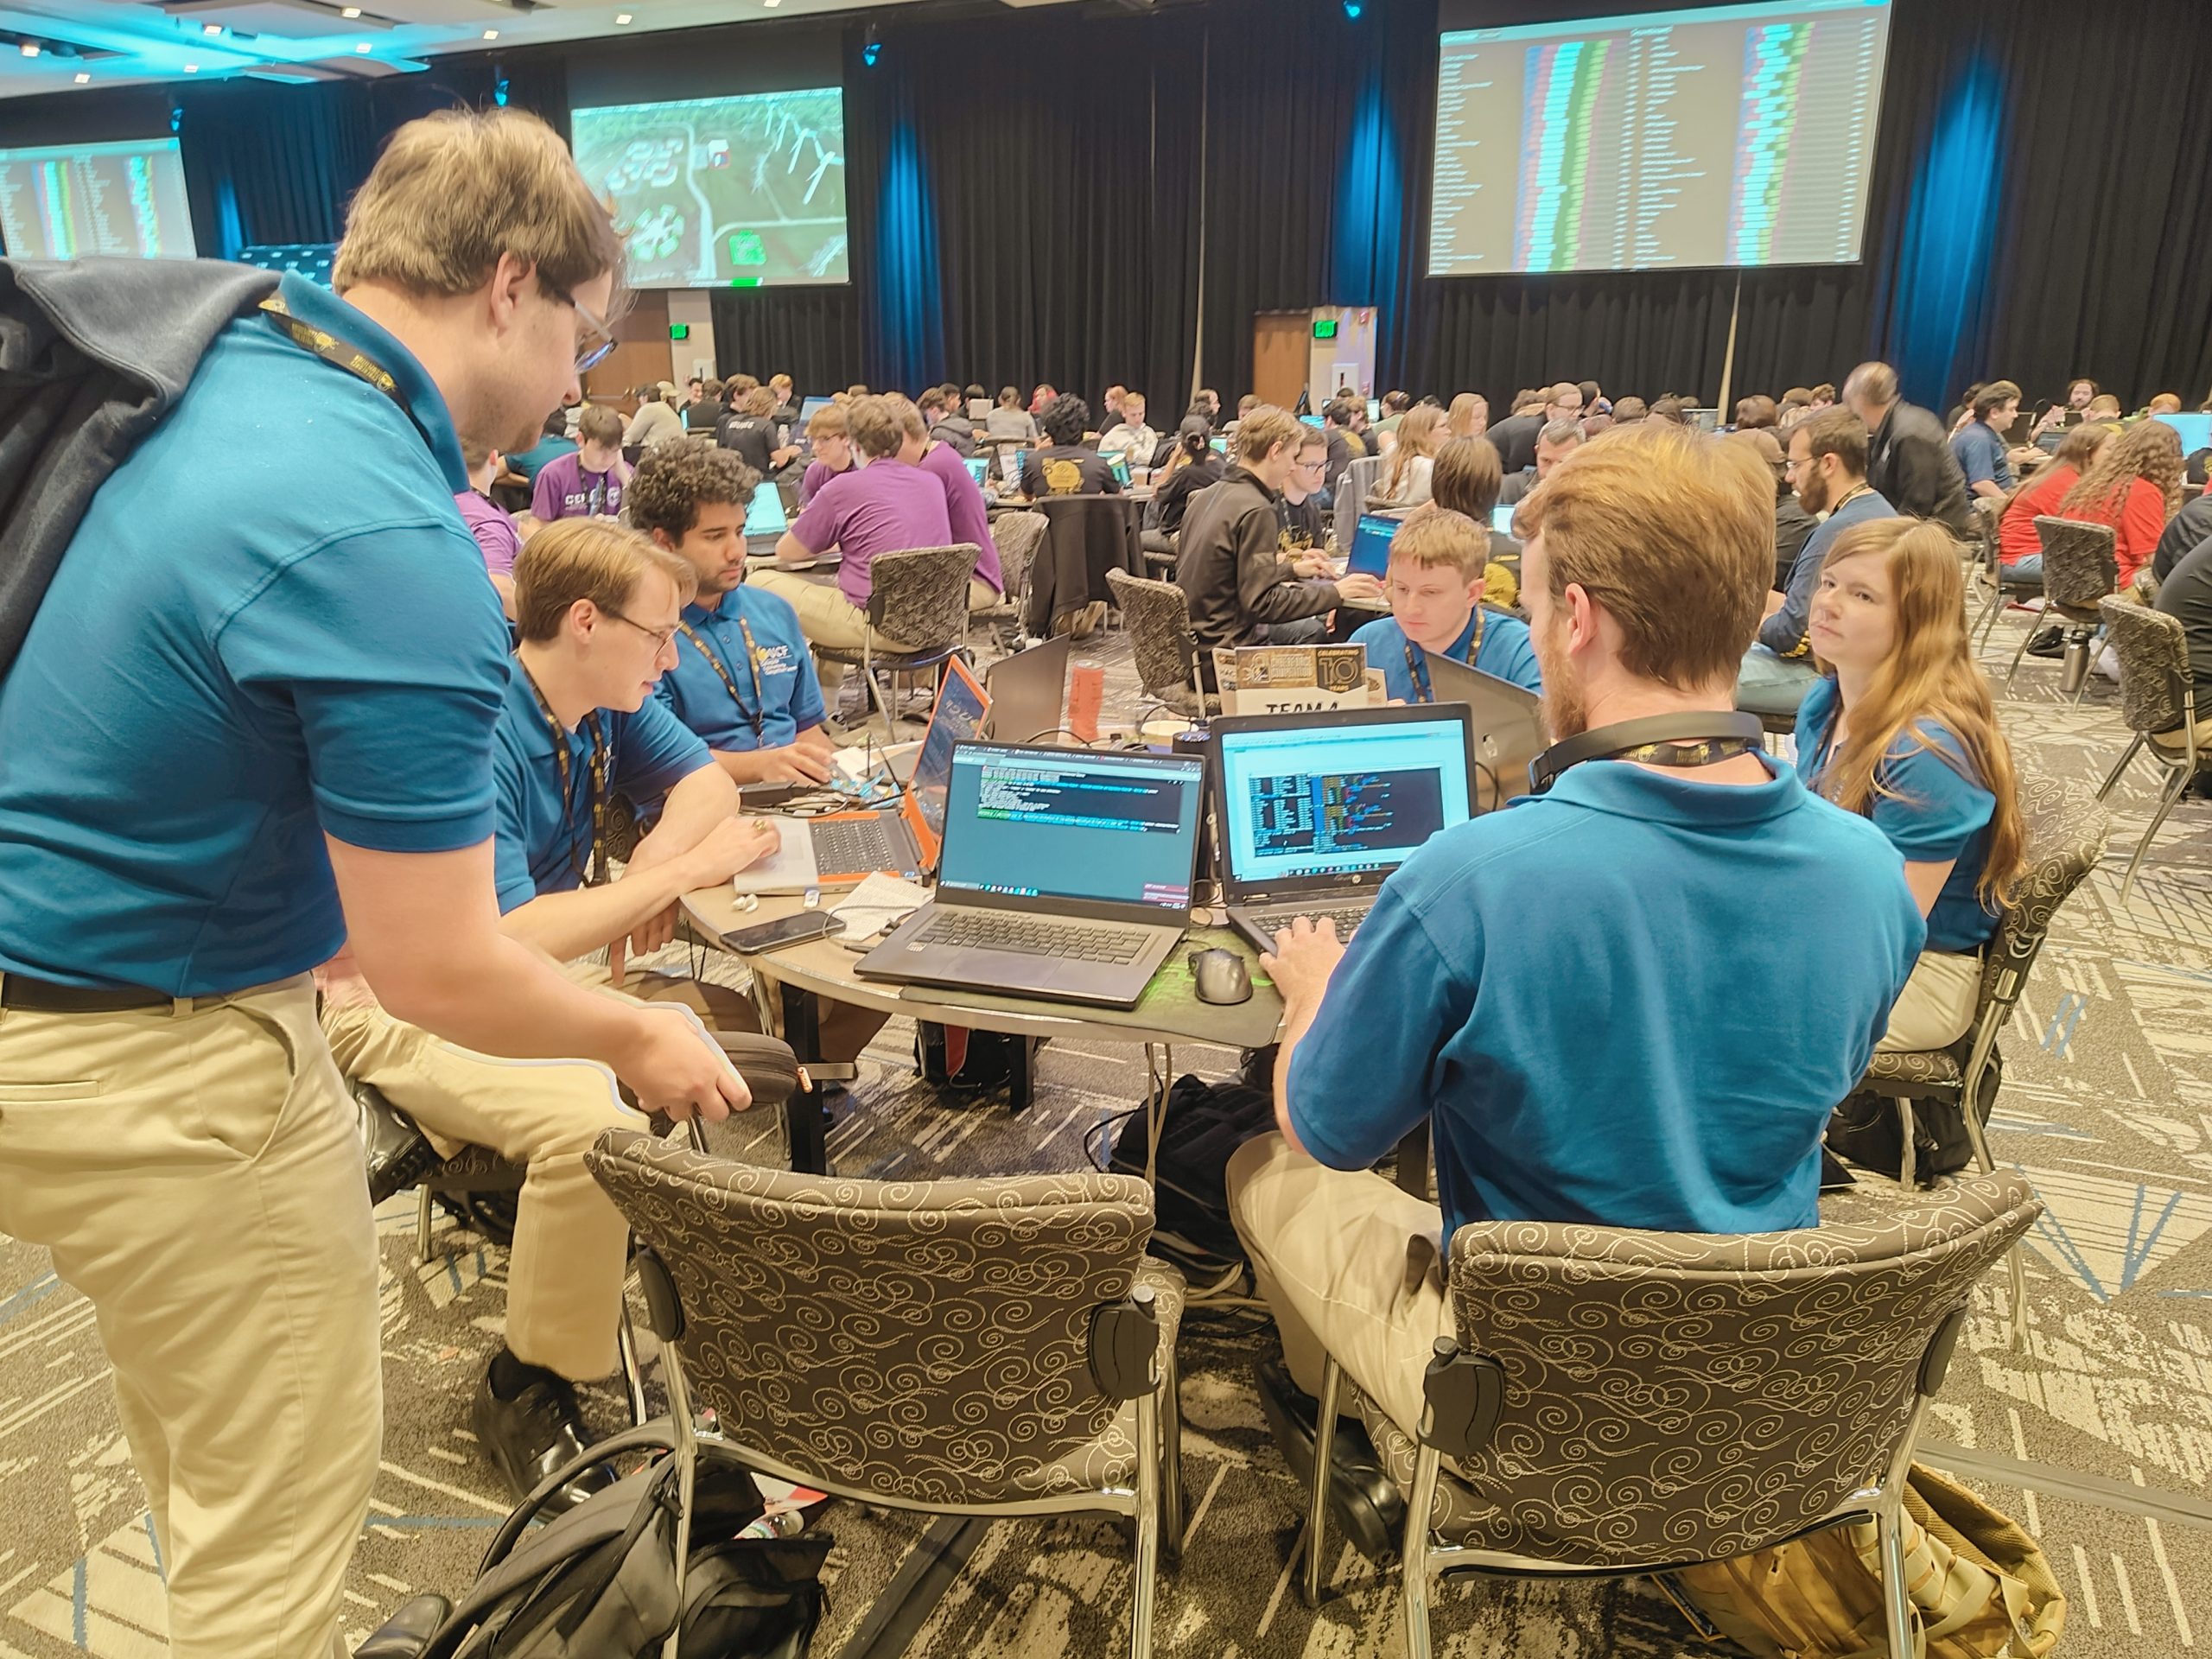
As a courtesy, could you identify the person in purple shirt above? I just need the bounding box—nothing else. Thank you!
[798,402,862,506]
[531,403,629,522]
[755,396,995,674]
[457,436,523,617]
[912,414,1004,607]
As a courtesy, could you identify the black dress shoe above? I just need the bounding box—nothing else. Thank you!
[359,1088,441,1206]
[471,1363,618,1514]
[1253,1357,1405,1562]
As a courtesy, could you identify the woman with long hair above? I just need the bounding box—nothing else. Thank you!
[1796,518,2027,1051]
[1996,421,2111,574]
[1370,403,1444,508]
[1445,392,1488,442]
[2055,416,2182,588]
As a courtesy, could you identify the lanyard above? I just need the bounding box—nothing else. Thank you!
[259,294,406,411]
[1403,613,1482,704]
[677,612,766,744]
[1616,735,1764,770]
[518,663,612,887]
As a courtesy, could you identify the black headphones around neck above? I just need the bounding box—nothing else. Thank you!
[1526,711,1766,796]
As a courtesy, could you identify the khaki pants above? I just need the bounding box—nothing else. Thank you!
[1876,949,1982,1053]
[1226,1132,1456,1441]
[0,977,376,1659]
[320,962,749,1382]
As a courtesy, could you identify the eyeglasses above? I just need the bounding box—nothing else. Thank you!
[603,607,677,652]
[574,298,617,375]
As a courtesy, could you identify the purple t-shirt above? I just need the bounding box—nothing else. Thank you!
[454,490,522,580]
[800,455,860,507]
[531,452,626,521]
[919,442,1002,594]
[788,459,954,609]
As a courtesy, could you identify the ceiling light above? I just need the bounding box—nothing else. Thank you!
[482,27,498,38]
[765,0,780,8]
[341,6,360,16]
[202,21,223,35]
[354,41,371,51]
[615,12,633,23]
[74,70,90,82]
[17,41,36,57]
[182,61,198,71]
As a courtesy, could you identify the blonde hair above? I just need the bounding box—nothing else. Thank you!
[1807,518,2025,909]
[849,394,926,459]
[333,108,621,304]
[1389,510,1485,578]
[738,385,776,418]
[514,518,696,645]
[807,404,849,442]
[1517,423,1772,690]
[1383,404,1445,499]
[1446,393,1486,438]
[1234,406,1303,467]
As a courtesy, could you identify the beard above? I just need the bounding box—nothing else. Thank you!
[1534,619,1587,742]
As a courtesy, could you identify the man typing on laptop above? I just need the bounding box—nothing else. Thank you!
[321,519,779,1511]
[1226,423,1923,1520]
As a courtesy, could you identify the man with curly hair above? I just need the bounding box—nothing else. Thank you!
[629,439,836,785]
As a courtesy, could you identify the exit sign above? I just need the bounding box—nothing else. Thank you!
[1312,319,1339,340]
[668,323,690,341]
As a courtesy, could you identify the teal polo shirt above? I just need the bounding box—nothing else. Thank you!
[0,274,510,994]
[1351,610,1543,702]
[653,585,825,753]
[492,666,713,912]
[1287,755,1923,1242]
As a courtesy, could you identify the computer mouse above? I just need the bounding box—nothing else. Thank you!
[1191,947,1253,1006]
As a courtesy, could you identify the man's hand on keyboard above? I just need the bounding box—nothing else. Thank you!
[1260,915,1345,1014]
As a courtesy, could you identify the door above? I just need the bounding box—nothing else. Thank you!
[1252,313,1311,410]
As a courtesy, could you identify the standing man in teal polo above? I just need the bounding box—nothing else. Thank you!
[0,110,753,1659]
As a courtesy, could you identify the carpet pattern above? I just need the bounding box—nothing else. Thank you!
[8,601,2212,1657]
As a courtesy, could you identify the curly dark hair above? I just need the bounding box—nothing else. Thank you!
[1040,392,1090,447]
[625,438,761,543]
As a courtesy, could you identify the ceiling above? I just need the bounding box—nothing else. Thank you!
[0,0,981,99]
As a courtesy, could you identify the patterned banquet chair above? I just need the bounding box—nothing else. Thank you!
[585,1130,1186,1659]
[1106,567,1219,718]
[2094,597,2211,899]
[1296,1173,2042,1659]
[812,543,978,734]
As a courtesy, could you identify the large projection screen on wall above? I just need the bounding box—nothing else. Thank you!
[1429,0,1893,276]
[571,88,849,288]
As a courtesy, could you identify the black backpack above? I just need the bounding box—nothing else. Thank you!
[1825,1035,2004,1187]
[1109,1072,1276,1273]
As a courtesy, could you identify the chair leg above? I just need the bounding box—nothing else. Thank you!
[1971,588,2003,647]
[1160,1348,1185,1565]
[2004,624,2037,684]
[1300,1356,1344,1608]
[416,1185,435,1266]
[2119,766,2193,904]
[1896,1097,1916,1191]
[1401,1442,1443,1659]
[2096,735,2145,800]
[1130,1388,1160,1659]
[1875,1497,1920,1659]
[1958,1088,2031,1354]
[616,1297,651,1428]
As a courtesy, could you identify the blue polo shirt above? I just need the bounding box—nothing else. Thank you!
[1287,755,1923,1242]
[0,274,509,994]
[654,585,825,753]
[1951,421,2014,494]
[493,667,713,912]
[1351,611,1543,702]
[1793,678,1999,953]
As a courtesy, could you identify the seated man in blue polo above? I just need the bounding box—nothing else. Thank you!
[627,439,836,785]
[1738,406,1892,720]
[1350,509,1542,701]
[320,518,780,1516]
[1228,423,1922,1510]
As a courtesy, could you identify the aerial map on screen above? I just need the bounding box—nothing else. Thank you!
[571,89,849,288]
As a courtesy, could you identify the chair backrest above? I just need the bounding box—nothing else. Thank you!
[1333,454,1386,552]
[990,511,1047,612]
[2098,596,2195,739]
[864,543,980,647]
[586,1129,1157,1505]
[1106,567,1199,698]
[1973,494,2003,575]
[2033,515,2118,609]
[1445,1172,2041,1567]
[1979,773,2109,1011]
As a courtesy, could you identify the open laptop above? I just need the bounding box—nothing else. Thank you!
[1345,512,1402,579]
[1212,705,1478,953]
[2154,411,2212,454]
[798,395,832,423]
[742,480,790,554]
[982,634,1072,745]
[1491,503,1517,537]
[1424,654,1548,813]
[735,658,990,893]
[964,454,993,488]
[855,742,1206,1008]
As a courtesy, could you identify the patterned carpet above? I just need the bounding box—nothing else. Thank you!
[8,599,2212,1658]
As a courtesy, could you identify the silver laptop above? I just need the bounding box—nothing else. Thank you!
[855,741,1206,1008]
[1423,655,1548,813]
[982,635,1072,745]
[1212,705,1478,954]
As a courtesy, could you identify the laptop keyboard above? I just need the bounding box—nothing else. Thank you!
[916,912,1150,963]
[810,817,901,874]
[1243,903,1376,942]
